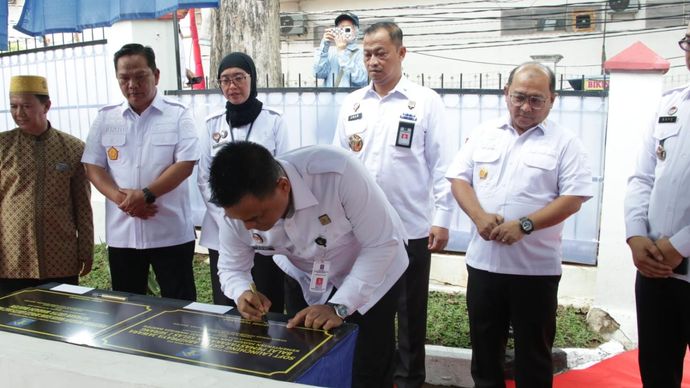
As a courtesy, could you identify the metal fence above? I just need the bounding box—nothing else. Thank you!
[0,40,607,265]
[169,87,608,265]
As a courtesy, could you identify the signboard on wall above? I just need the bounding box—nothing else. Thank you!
[585,78,610,90]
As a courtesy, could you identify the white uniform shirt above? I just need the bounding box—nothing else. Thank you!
[217,145,408,315]
[446,117,593,276]
[82,92,199,249]
[625,83,690,283]
[333,77,454,239]
[197,106,292,250]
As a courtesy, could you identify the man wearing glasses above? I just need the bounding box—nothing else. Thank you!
[446,62,593,388]
[624,24,690,387]
[82,43,199,301]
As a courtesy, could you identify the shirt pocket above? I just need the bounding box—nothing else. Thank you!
[523,151,557,171]
[519,148,558,195]
[45,161,73,207]
[472,147,501,186]
[149,132,178,166]
[101,134,126,167]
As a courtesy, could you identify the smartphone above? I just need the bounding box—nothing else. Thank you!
[329,27,354,41]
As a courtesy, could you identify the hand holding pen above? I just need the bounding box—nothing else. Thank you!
[238,282,271,322]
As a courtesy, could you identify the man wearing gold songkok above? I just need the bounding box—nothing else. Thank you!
[0,75,93,295]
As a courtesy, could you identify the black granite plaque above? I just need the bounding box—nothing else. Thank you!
[98,309,347,381]
[0,289,153,343]
[0,287,357,384]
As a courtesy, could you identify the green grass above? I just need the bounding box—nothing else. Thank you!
[426,291,603,348]
[82,244,603,349]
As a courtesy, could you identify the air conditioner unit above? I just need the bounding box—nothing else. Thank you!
[280,13,306,36]
[608,0,640,13]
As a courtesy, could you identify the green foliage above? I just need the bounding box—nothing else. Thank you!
[554,305,604,348]
[81,244,111,290]
[425,291,603,349]
[84,244,603,349]
[426,291,472,347]
[83,244,215,303]
[193,253,213,304]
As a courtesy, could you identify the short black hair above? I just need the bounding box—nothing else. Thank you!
[364,21,403,47]
[209,141,285,207]
[35,95,50,104]
[506,62,556,93]
[113,43,157,73]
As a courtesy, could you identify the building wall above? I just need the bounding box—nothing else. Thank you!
[278,0,690,89]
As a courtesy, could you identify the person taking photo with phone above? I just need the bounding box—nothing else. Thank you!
[313,12,368,88]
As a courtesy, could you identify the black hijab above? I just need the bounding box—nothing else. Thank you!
[218,52,263,128]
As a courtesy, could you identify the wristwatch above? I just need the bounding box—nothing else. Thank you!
[142,187,156,204]
[326,302,349,319]
[519,217,534,235]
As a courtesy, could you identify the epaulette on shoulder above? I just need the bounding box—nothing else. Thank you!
[662,85,685,97]
[161,96,187,108]
[262,105,283,116]
[98,101,124,112]
[304,146,348,175]
[205,107,226,122]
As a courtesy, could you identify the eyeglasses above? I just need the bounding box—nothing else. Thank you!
[679,38,690,52]
[509,93,548,110]
[217,74,249,87]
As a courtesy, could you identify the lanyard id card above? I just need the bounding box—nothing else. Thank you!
[309,259,330,293]
[396,120,415,148]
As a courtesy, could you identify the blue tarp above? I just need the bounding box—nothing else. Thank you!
[297,326,357,388]
[14,0,218,37]
[1,0,8,50]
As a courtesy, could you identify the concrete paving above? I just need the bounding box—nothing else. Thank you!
[423,338,626,387]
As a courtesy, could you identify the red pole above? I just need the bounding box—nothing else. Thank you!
[189,9,205,90]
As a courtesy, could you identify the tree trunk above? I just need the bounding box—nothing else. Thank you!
[210,0,281,88]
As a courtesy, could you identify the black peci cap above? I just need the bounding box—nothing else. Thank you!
[334,12,359,27]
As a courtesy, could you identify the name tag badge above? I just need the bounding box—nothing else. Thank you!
[348,112,362,121]
[309,260,330,293]
[396,121,415,148]
[251,245,275,251]
[658,116,677,123]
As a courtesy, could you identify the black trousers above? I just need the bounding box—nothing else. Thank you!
[108,241,196,301]
[394,237,431,388]
[208,249,285,313]
[0,275,78,296]
[285,275,401,388]
[635,272,690,388]
[466,265,560,388]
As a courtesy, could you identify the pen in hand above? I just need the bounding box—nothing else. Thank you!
[249,282,268,321]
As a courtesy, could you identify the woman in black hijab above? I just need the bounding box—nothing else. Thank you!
[198,52,291,310]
